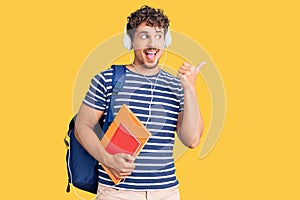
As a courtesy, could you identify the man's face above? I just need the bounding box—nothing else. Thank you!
[131,22,165,69]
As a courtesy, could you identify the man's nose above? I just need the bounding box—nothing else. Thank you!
[147,36,156,47]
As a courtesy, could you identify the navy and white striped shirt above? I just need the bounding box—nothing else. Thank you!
[83,66,184,191]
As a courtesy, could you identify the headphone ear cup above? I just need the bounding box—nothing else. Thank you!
[123,27,132,50]
[165,29,172,48]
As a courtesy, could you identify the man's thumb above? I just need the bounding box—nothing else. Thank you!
[196,61,207,72]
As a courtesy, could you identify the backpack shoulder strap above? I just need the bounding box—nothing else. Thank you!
[102,65,126,131]
[111,65,126,91]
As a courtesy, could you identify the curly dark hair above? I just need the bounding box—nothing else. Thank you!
[126,5,170,39]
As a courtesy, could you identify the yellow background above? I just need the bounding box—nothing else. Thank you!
[1,0,299,199]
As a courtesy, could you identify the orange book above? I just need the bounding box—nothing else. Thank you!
[100,104,151,184]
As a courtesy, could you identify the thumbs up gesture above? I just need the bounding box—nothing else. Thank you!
[178,61,206,92]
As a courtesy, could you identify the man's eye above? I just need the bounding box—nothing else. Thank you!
[155,35,162,39]
[140,34,148,39]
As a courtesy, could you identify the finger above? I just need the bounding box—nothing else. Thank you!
[118,175,128,179]
[177,72,183,80]
[179,67,188,73]
[111,167,133,179]
[120,153,134,162]
[178,68,187,75]
[125,162,135,170]
[183,62,192,67]
[179,65,194,72]
[180,64,191,71]
[119,170,133,176]
[117,168,134,179]
[113,172,127,180]
[177,72,187,81]
[118,172,133,179]
[196,61,206,72]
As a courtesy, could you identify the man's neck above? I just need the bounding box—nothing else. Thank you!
[129,63,160,76]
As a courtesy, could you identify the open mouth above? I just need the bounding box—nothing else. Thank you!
[144,48,159,60]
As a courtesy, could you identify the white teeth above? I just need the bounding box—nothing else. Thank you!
[145,52,156,56]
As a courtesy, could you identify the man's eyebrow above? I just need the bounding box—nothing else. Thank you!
[137,31,149,34]
[137,29,163,34]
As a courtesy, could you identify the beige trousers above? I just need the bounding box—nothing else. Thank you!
[96,184,180,200]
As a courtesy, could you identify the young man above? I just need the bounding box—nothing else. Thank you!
[75,5,203,200]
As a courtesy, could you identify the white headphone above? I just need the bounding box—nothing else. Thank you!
[123,25,172,50]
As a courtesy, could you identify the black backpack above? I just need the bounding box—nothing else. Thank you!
[64,65,126,194]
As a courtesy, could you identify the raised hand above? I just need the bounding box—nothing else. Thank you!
[177,61,206,92]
